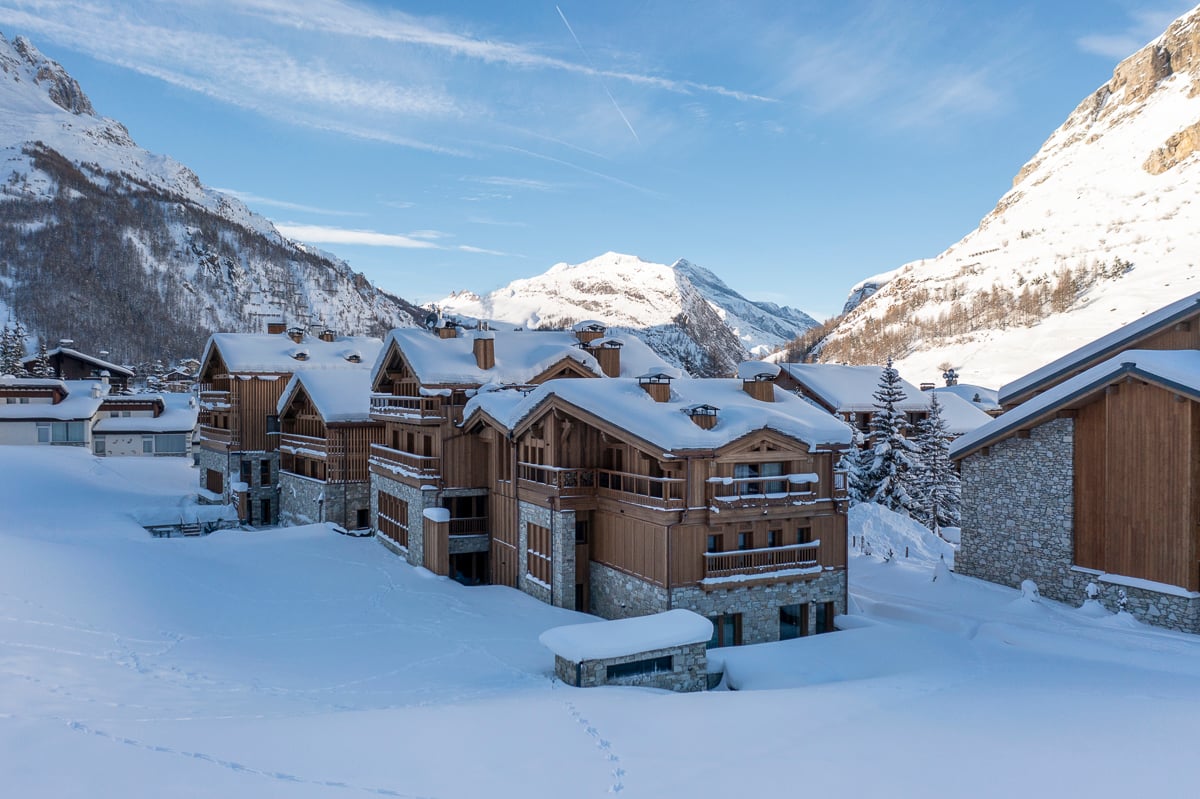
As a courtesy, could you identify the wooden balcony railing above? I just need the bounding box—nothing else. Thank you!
[449,516,488,535]
[369,393,443,422]
[279,432,328,458]
[516,463,685,510]
[199,390,231,410]
[198,424,233,445]
[705,472,832,508]
[703,541,821,581]
[370,444,441,483]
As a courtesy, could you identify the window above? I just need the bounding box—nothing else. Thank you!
[110,410,119,417]
[239,459,251,484]
[733,461,786,496]
[356,508,369,530]
[122,410,131,418]
[706,613,742,648]
[574,518,590,545]
[260,459,271,485]
[527,523,552,587]
[779,604,808,640]
[259,498,272,525]
[155,434,186,454]
[737,532,752,551]
[19,397,28,405]
[768,529,781,548]
[38,421,85,444]
[815,602,836,634]
[266,415,280,435]
[606,655,673,681]
[797,525,813,545]
[142,436,154,454]
[37,423,49,443]
[94,438,106,456]
[706,534,721,553]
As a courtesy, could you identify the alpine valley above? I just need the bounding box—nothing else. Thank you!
[816,5,1200,389]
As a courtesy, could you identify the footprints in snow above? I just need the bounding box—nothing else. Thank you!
[564,700,626,794]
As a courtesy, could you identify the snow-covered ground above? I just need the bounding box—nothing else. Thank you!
[3,447,1198,797]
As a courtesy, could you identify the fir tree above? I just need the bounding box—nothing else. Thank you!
[912,392,961,535]
[30,339,52,378]
[838,430,871,505]
[863,358,921,515]
[0,323,24,376]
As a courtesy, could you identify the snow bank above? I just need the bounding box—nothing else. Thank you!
[849,503,956,566]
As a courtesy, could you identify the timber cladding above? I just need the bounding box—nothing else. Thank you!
[1073,382,1198,591]
[233,374,290,452]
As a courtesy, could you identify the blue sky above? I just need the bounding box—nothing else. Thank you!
[0,0,1195,319]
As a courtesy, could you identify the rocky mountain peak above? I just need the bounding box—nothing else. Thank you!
[5,34,95,116]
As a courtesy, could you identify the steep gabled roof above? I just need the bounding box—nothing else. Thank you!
[277,370,376,423]
[951,350,1200,460]
[200,333,382,376]
[371,327,672,388]
[999,291,1200,407]
[23,347,135,378]
[777,363,931,414]
[463,377,852,453]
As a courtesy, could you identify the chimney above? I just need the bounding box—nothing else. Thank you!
[573,320,606,345]
[737,361,781,402]
[437,319,458,339]
[472,331,495,370]
[682,403,719,429]
[286,327,305,344]
[592,339,622,378]
[638,370,675,402]
[319,329,336,343]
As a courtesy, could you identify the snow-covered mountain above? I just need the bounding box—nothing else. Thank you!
[0,33,420,363]
[435,252,818,377]
[817,5,1200,389]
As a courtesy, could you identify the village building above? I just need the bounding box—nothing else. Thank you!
[22,344,135,392]
[0,377,108,447]
[196,323,381,526]
[92,393,198,457]
[276,369,382,531]
[952,291,1200,633]
[774,362,992,437]
[445,361,852,646]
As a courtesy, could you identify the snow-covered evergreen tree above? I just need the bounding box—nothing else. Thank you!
[29,339,53,378]
[1,322,25,376]
[838,430,871,505]
[863,358,921,516]
[912,392,961,534]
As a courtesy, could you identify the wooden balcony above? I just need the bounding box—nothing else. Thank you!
[517,463,685,510]
[198,424,234,447]
[369,443,441,486]
[279,432,328,458]
[702,541,822,585]
[705,472,836,509]
[449,515,488,535]
[369,393,443,423]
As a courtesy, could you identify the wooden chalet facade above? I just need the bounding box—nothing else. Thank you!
[196,325,381,527]
[952,291,1200,634]
[276,370,382,531]
[23,345,135,392]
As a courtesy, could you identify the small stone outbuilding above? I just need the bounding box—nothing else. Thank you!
[539,609,713,692]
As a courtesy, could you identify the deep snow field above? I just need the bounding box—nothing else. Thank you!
[2,447,1198,798]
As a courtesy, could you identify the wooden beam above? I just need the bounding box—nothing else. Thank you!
[1016,429,1031,439]
[1055,409,1078,419]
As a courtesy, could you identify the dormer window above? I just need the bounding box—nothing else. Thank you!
[345,352,362,363]
[682,403,719,429]
[292,349,310,361]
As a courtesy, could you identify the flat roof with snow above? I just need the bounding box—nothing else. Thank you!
[539,609,713,662]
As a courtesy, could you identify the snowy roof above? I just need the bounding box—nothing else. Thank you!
[952,349,1200,459]
[737,360,781,380]
[0,379,108,421]
[999,291,1200,406]
[778,363,931,413]
[22,346,135,377]
[931,384,1001,414]
[372,327,671,387]
[202,333,382,375]
[538,609,713,662]
[928,391,994,436]
[464,376,853,452]
[93,394,198,433]
[277,369,376,423]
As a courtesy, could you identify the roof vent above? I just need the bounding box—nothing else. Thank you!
[638,370,677,402]
[682,403,719,429]
[737,361,779,402]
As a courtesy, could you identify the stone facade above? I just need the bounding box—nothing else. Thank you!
[553,641,708,692]
[280,473,371,530]
[195,447,279,526]
[518,500,576,610]
[196,446,228,503]
[958,418,1076,597]
[958,417,1200,634]
[370,472,436,568]
[589,561,846,645]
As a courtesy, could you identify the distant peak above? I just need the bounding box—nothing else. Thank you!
[4,33,94,116]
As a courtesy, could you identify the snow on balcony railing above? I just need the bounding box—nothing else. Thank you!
[702,540,821,580]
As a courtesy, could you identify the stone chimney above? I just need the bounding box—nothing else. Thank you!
[472,331,495,370]
[682,403,719,429]
[738,361,780,402]
[638,370,675,402]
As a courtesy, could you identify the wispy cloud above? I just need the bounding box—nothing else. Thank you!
[275,223,440,249]
[457,244,520,257]
[214,188,365,217]
[467,176,559,192]
[1077,4,1196,60]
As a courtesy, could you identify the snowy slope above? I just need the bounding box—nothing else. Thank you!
[5,448,1200,797]
[0,33,420,362]
[819,5,1200,389]
[436,252,818,377]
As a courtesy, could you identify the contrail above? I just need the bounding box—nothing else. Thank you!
[555,5,640,143]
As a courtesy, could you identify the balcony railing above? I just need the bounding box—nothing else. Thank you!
[369,393,443,422]
[705,472,833,509]
[702,541,821,581]
[279,432,328,458]
[517,463,685,510]
[370,444,441,483]
[449,516,488,535]
[198,424,233,445]
[199,390,231,410]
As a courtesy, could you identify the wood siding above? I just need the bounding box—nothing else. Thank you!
[1073,382,1198,591]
